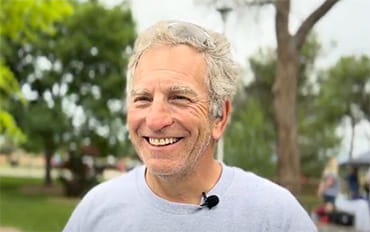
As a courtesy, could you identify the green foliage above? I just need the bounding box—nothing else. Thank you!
[313,55,370,163]
[2,0,135,191]
[0,176,78,231]
[225,98,276,177]
[0,110,26,144]
[318,55,370,122]
[297,36,342,175]
[0,59,22,99]
[224,49,276,177]
[0,0,73,42]
[50,1,135,156]
[0,59,26,143]
[0,0,73,144]
[228,35,343,178]
[5,1,136,158]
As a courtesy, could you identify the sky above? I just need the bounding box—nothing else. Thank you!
[108,0,370,158]
[129,0,370,70]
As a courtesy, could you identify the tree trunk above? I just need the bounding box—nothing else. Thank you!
[272,0,340,194]
[273,0,300,193]
[273,39,301,193]
[44,143,54,186]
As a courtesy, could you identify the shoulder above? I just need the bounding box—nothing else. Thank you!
[63,166,144,232]
[229,166,290,196]
[224,166,298,210]
[225,166,317,231]
[80,165,143,206]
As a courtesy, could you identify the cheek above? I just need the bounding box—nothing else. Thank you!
[127,109,143,133]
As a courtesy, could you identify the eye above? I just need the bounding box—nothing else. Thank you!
[170,95,192,103]
[174,95,189,100]
[133,96,152,103]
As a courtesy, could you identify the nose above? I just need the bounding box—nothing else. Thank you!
[145,98,173,132]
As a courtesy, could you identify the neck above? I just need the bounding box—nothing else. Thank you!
[145,158,222,205]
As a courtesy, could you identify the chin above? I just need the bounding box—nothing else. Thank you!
[147,162,187,177]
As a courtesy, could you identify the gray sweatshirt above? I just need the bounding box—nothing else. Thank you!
[63,165,317,232]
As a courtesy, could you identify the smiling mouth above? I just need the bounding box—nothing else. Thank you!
[144,137,182,146]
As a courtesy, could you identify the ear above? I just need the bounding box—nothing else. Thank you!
[212,99,232,140]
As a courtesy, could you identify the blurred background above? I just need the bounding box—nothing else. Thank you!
[0,0,369,231]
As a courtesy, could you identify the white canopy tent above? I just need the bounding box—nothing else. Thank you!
[340,151,370,167]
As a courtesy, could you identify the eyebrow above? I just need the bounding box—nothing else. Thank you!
[130,89,150,97]
[168,86,198,98]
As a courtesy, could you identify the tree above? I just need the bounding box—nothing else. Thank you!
[318,55,370,161]
[224,49,276,177]
[4,1,136,189]
[0,0,72,144]
[273,0,341,192]
[225,98,276,177]
[0,61,25,144]
[226,36,341,178]
[203,0,341,192]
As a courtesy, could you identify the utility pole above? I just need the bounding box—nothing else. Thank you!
[216,2,232,162]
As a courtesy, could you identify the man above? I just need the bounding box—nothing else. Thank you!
[63,20,317,231]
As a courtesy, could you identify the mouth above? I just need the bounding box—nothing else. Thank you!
[144,137,183,147]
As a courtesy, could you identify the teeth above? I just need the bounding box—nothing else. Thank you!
[149,137,179,146]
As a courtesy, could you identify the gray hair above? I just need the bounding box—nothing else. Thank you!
[126,20,240,117]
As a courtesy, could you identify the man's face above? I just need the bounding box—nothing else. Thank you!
[127,44,217,177]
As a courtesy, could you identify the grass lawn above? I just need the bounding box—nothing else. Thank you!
[298,193,321,213]
[297,181,322,215]
[0,176,79,232]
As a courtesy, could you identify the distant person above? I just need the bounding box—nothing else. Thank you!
[364,167,370,199]
[317,158,340,212]
[346,166,361,199]
[63,20,317,232]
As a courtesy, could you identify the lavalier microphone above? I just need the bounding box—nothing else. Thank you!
[200,192,219,209]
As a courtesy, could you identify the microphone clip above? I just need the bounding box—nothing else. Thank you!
[200,192,219,209]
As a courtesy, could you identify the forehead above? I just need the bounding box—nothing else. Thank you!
[133,44,208,90]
